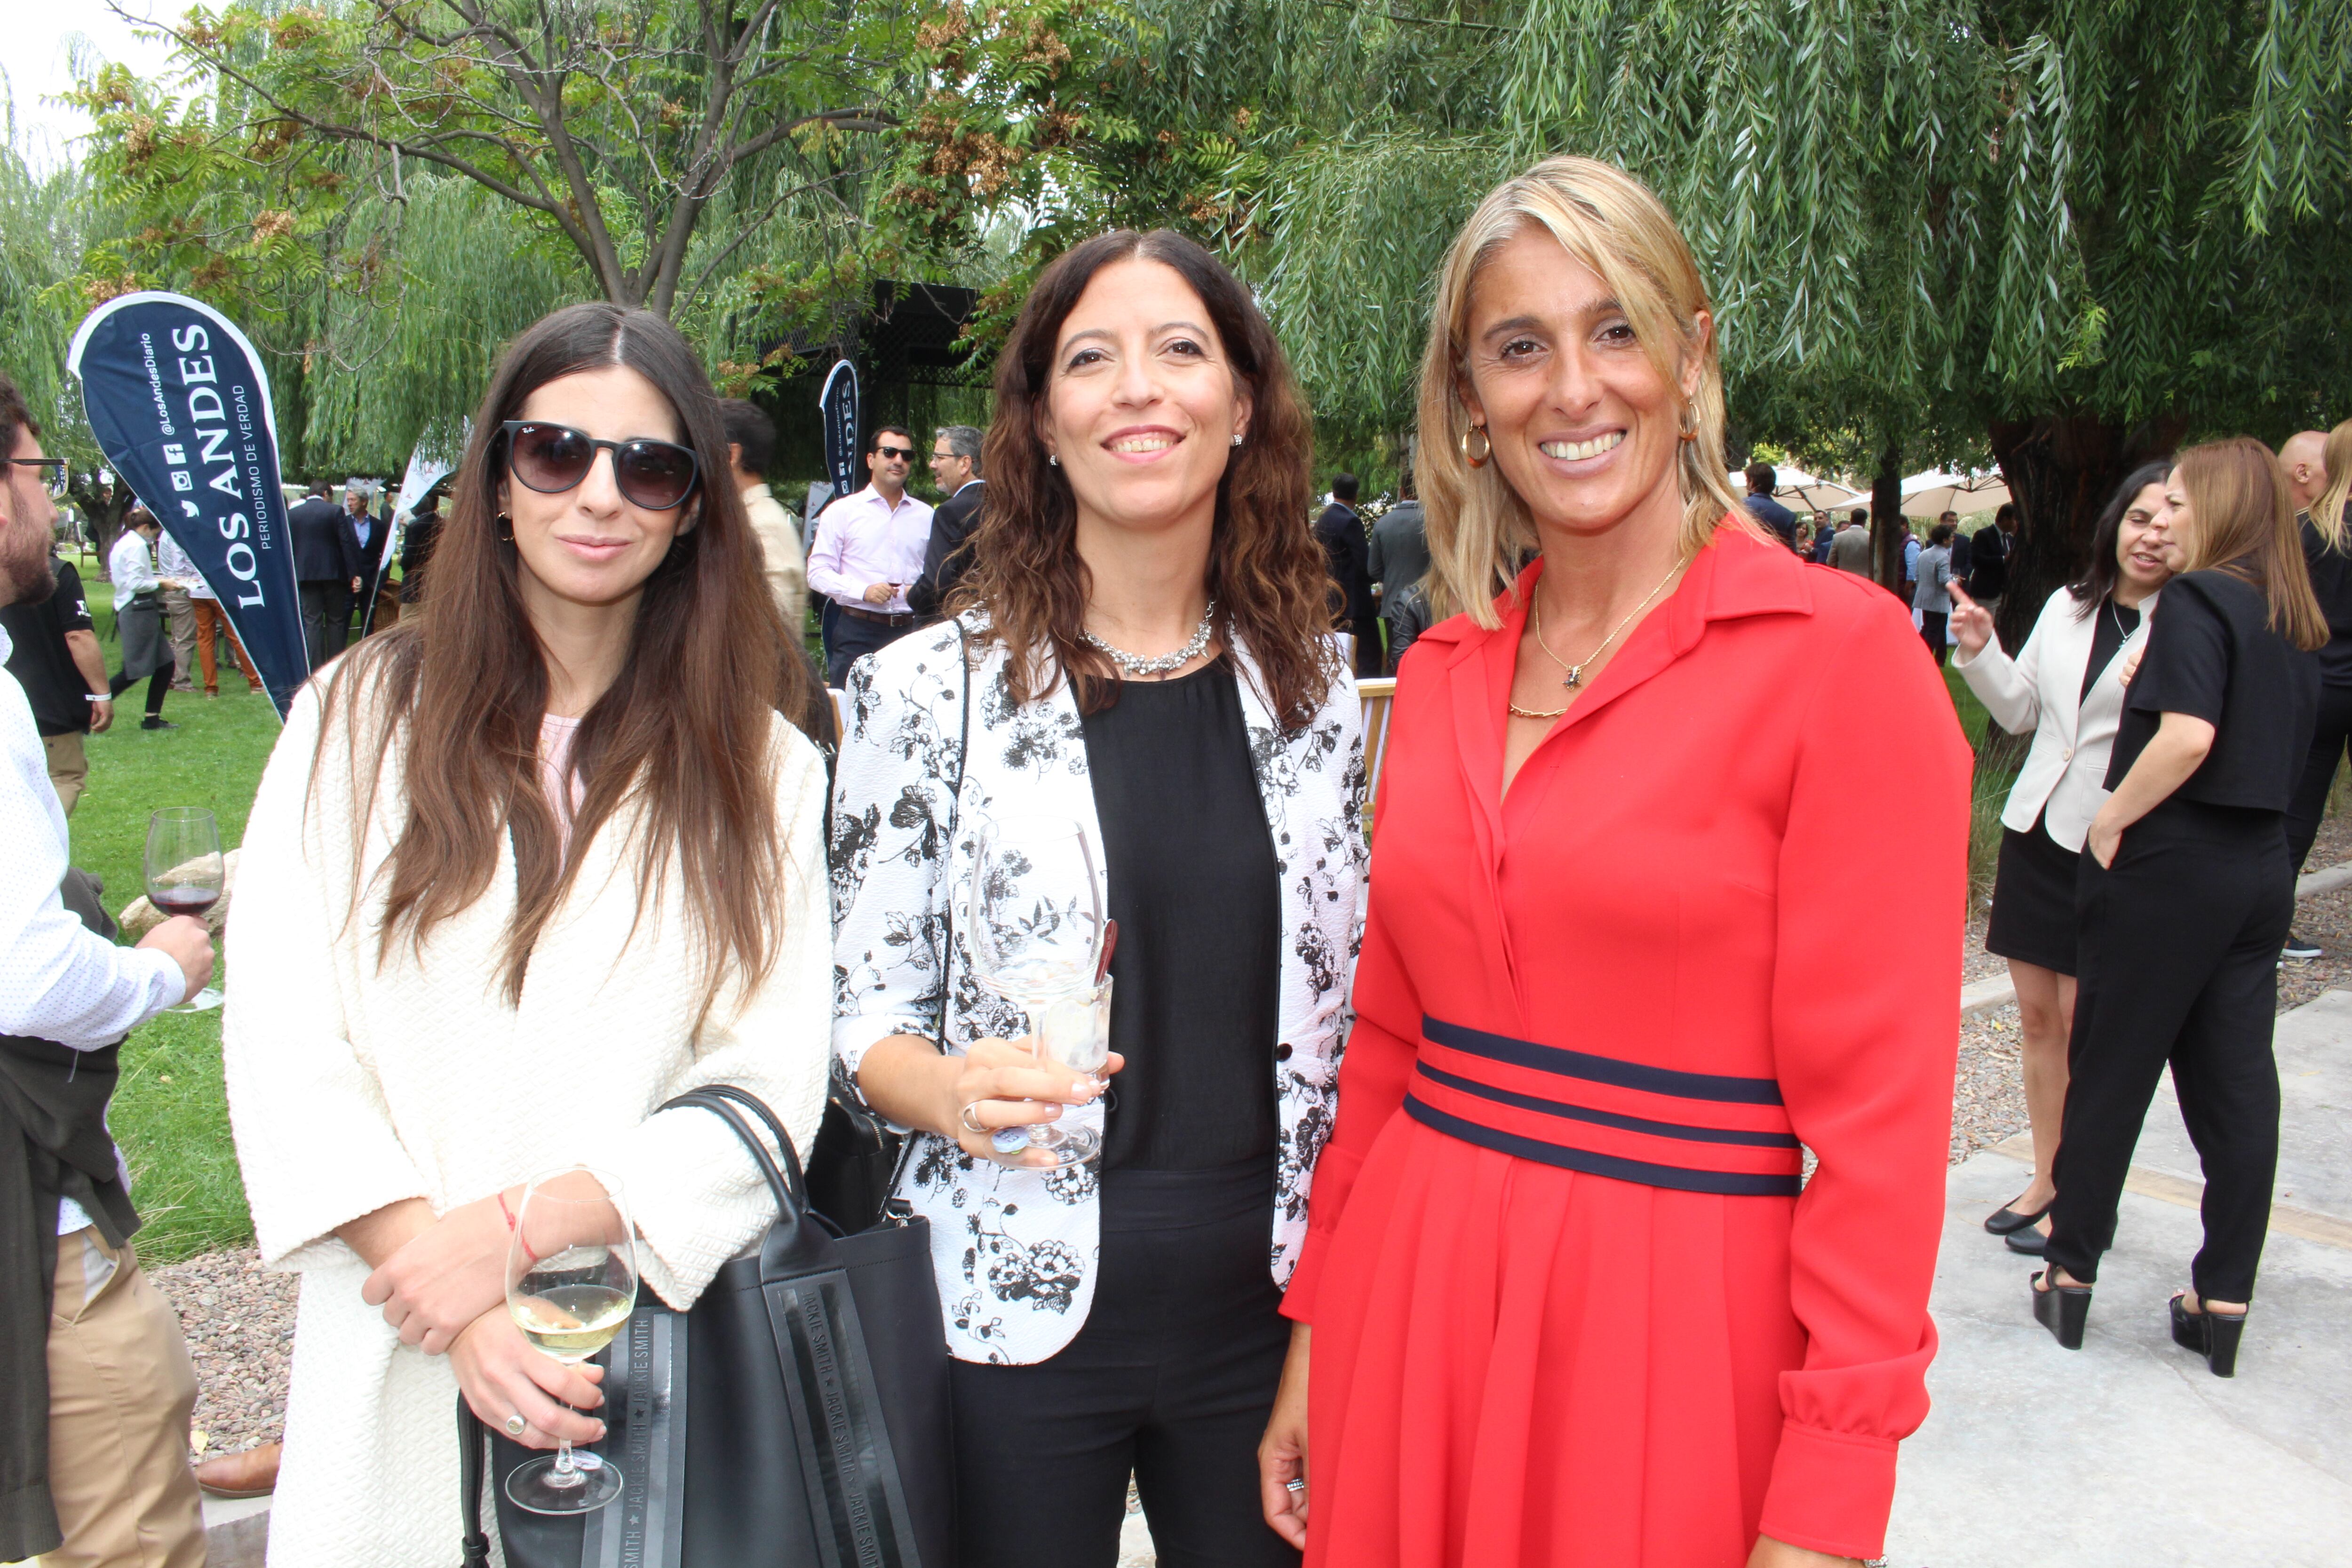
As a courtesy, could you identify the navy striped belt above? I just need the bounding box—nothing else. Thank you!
[1403,1016,1804,1197]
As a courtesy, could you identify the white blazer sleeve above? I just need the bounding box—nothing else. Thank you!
[222,686,433,1270]
[1952,595,2054,736]
[605,727,835,1310]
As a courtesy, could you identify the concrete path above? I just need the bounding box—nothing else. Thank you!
[1886,990,2352,1566]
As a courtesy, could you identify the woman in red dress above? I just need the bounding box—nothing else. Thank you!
[1255,157,1970,1567]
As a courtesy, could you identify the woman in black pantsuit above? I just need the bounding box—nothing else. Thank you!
[2034,438,2327,1377]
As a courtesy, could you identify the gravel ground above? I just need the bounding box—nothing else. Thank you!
[148,1248,296,1459]
[151,816,2352,1468]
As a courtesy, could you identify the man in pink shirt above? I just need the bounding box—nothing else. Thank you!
[807,425,934,684]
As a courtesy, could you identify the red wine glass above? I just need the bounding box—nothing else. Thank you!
[144,807,223,1012]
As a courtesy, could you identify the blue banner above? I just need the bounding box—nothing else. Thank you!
[819,358,861,503]
[67,293,308,718]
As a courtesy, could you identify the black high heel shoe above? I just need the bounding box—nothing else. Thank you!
[2033,1266,2092,1349]
[1985,1195,2053,1235]
[2169,1292,2249,1378]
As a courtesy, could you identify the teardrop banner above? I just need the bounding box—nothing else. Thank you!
[67,292,309,718]
[819,356,862,505]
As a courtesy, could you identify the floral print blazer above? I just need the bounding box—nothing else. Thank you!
[829,612,1368,1365]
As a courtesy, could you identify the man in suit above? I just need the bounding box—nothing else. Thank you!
[345,483,398,636]
[1314,472,1381,677]
[1740,462,1800,551]
[1968,503,2014,606]
[288,480,360,666]
[909,425,986,624]
[1830,507,1874,575]
[1368,468,1430,674]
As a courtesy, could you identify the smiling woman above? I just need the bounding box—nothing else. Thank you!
[831,230,1366,1568]
[1281,158,1971,1568]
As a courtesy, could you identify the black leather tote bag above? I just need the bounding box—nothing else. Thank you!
[459,1084,954,1568]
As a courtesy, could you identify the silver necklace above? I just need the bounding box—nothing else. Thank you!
[1082,600,1217,677]
[1530,558,1688,689]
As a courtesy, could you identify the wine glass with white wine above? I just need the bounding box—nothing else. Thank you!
[967,814,1107,1165]
[503,1166,637,1515]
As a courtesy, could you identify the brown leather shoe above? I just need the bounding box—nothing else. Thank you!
[194,1441,281,1499]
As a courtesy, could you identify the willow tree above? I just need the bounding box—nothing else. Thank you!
[1205,0,2352,634]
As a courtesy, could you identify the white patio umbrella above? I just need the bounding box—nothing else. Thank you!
[1899,469,2011,518]
[1726,467,1864,511]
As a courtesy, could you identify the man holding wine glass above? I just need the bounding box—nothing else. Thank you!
[0,368,218,1568]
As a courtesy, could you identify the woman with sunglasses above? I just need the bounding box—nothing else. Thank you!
[222,302,835,1565]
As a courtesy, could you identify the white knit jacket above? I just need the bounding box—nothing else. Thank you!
[222,675,833,1568]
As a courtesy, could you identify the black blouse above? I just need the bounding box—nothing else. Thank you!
[2078,596,2141,704]
[2300,508,2352,687]
[1080,660,1281,1170]
[2106,571,2320,812]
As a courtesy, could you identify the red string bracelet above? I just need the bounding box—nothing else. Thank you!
[497,1191,537,1266]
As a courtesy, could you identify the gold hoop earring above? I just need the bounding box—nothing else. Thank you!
[1461,424,1491,469]
[496,514,514,542]
[1677,406,1700,445]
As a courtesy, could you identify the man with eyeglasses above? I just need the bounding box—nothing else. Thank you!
[806,424,934,685]
[0,367,217,1568]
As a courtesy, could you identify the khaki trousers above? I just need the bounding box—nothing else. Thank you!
[40,1228,205,1568]
[159,591,197,691]
[41,733,87,817]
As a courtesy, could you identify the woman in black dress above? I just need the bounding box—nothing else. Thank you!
[2033,438,2327,1376]
[829,229,1365,1567]
[1950,464,2172,1253]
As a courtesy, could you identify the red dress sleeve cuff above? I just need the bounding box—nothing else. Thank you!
[1755,1420,1899,1562]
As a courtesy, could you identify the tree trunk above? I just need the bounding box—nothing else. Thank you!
[70,479,135,577]
[1870,435,1905,596]
[1980,411,2185,772]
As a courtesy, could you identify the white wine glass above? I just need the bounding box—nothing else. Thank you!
[503,1166,637,1515]
[968,815,1106,1165]
[143,807,223,1012]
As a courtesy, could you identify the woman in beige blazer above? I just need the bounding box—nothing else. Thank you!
[1951,461,2173,1250]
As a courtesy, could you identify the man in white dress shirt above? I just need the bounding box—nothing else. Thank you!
[806,424,933,684]
[0,371,217,1568]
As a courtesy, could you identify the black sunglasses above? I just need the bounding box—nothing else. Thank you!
[874,444,916,461]
[6,457,68,497]
[501,420,700,511]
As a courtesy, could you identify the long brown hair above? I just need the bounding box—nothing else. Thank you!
[953,230,1335,728]
[2177,436,2328,652]
[320,302,824,1019]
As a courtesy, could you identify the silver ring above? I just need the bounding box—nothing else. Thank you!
[1285,1478,1306,1494]
[504,1413,528,1437]
[959,1101,991,1136]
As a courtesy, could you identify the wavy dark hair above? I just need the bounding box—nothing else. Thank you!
[318,302,825,1022]
[951,229,1335,728]
[2066,460,2173,619]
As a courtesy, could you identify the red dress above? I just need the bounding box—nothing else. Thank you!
[1285,528,1969,1566]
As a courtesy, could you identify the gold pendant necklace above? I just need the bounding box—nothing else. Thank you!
[1509,556,1689,722]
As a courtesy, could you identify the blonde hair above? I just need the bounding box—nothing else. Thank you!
[2178,437,2328,652]
[2311,417,2352,552]
[1416,155,1751,627]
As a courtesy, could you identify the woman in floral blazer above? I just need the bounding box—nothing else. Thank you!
[830,229,1365,1568]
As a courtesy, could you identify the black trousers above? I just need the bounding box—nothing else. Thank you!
[1920,610,1950,665]
[2284,679,2352,873]
[2048,801,2289,1302]
[949,1157,1297,1568]
[107,660,173,717]
[823,608,914,686]
[298,580,351,667]
[1349,614,1384,678]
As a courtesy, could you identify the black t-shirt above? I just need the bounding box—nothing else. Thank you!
[1080,659,1281,1171]
[2079,596,2141,703]
[2105,570,2320,812]
[2298,508,2352,687]
[0,558,97,736]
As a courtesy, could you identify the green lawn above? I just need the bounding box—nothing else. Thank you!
[69,557,283,1261]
